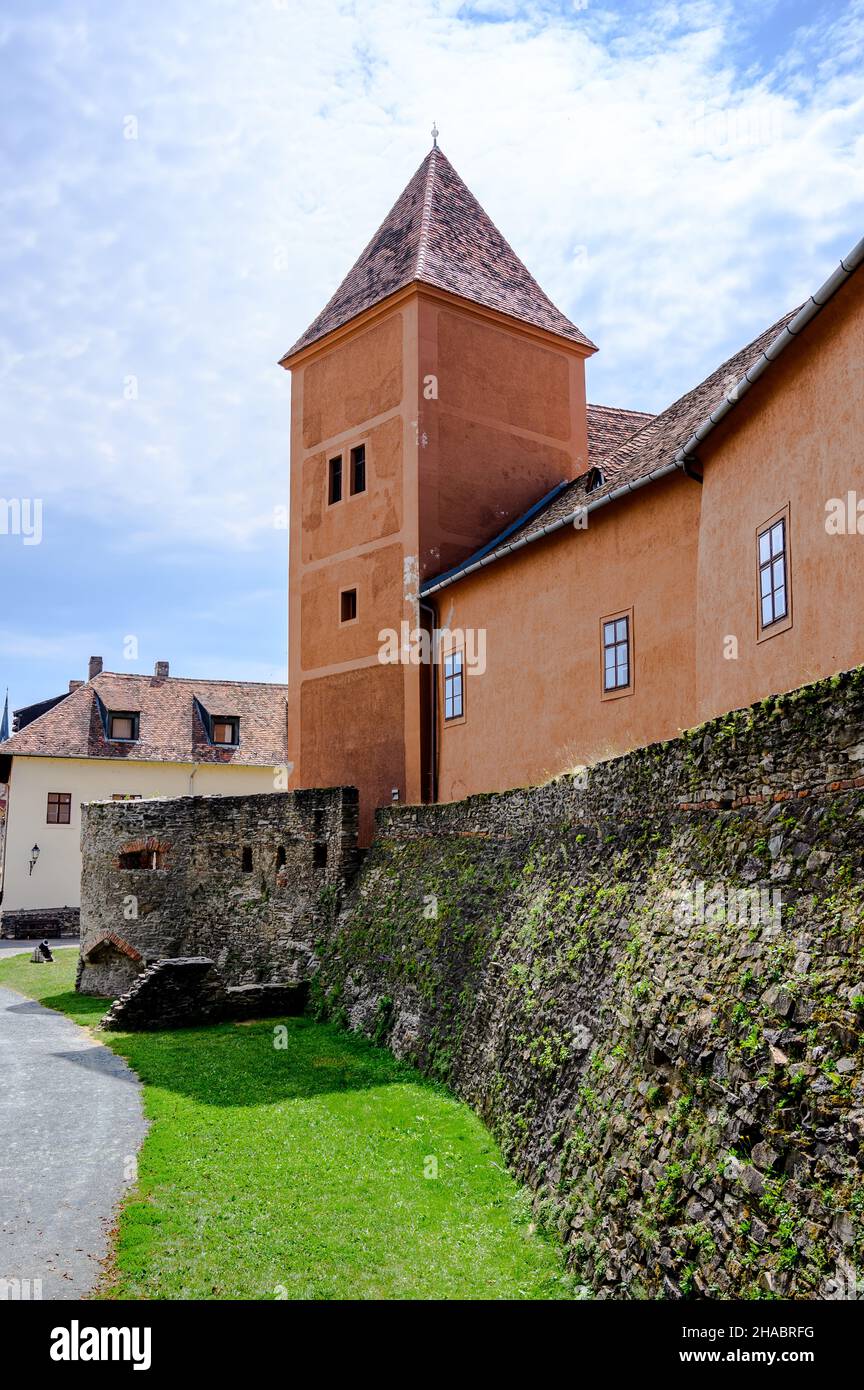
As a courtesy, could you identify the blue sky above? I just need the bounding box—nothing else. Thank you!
[1,0,863,712]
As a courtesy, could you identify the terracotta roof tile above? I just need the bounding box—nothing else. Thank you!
[281,148,595,359]
[483,308,799,554]
[422,307,800,593]
[0,673,288,767]
[586,402,655,463]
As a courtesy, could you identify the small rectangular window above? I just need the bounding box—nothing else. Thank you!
[109,712,139,741]
[340,588,357,623]
[241,846,253,873]
[601,611,633,697]
[328,455,343,505]
[46,792,71,824]
[443,650,464,721]
[758,515,789,630]
[211,717,239,745]
[350,444,366,495]
[119,847,162,869]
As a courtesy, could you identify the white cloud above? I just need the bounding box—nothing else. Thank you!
[0,0,862,551]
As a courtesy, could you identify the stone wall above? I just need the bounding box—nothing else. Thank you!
[73,672,864,1298]
[313,667,864,1299]
[78,788,359,997]
[99,958,309,1032]
[0,906,80,939]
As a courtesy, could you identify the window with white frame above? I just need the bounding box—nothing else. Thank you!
[603,615,630,692]
[443,649,464,721]
[758,516,788,629]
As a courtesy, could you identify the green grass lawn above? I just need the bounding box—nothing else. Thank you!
[0,948,574,1300]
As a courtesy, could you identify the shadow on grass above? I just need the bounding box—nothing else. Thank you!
[35,989,431,1110]
[3,952,437,1110]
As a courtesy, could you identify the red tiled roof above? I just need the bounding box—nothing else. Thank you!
[586,402,655,462]
[0,672,289,767]
[281,147,596,359]
[422,307,800,594]
[481,308,800,557]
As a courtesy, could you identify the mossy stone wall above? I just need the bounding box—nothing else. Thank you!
[314,668,864,1299]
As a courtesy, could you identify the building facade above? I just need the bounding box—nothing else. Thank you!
[0,659,289,936]
[281,146,864,837]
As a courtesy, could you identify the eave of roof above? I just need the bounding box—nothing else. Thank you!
[421,480,572,595]
[675,232,864,465]
[420,459,682,597]
[421,231,864,598]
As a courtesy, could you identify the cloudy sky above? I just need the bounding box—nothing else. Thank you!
[1,0,863,711]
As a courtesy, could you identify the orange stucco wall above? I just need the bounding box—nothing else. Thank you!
[432,273,864,804]
[433,472,702,801]
[416,295,590,577]
[694,274,864,720]
[286,267,863,830]
[287,303,421,841]
[286,287,593,838]
[299,665,406,831]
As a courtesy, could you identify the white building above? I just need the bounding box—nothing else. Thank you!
[0,658,289,937]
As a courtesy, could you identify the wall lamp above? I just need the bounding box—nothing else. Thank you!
[29,843,40,876]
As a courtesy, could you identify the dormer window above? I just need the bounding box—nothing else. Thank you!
[586,466,605,493]
[211,716,239,746]
[108,711,139,741]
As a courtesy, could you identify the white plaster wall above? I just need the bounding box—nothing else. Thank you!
[1,757,279,910]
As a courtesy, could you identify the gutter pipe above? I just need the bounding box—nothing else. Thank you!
[674,234,864,467]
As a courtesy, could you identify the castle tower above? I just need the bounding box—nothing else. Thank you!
[280,145,596,840]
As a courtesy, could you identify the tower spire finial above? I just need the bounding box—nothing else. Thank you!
[431,121,439,149]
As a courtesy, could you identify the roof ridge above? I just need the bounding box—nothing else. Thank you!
[415,146,438,279]
[1,672,289,763]
[91,672,288,688]
[588,402,655,417]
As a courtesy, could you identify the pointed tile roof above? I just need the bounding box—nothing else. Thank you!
[281,147,596,360]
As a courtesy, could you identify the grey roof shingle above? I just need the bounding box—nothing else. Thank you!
[281,147,595,359]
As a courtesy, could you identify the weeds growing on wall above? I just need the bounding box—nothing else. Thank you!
[312,669,864,1299]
